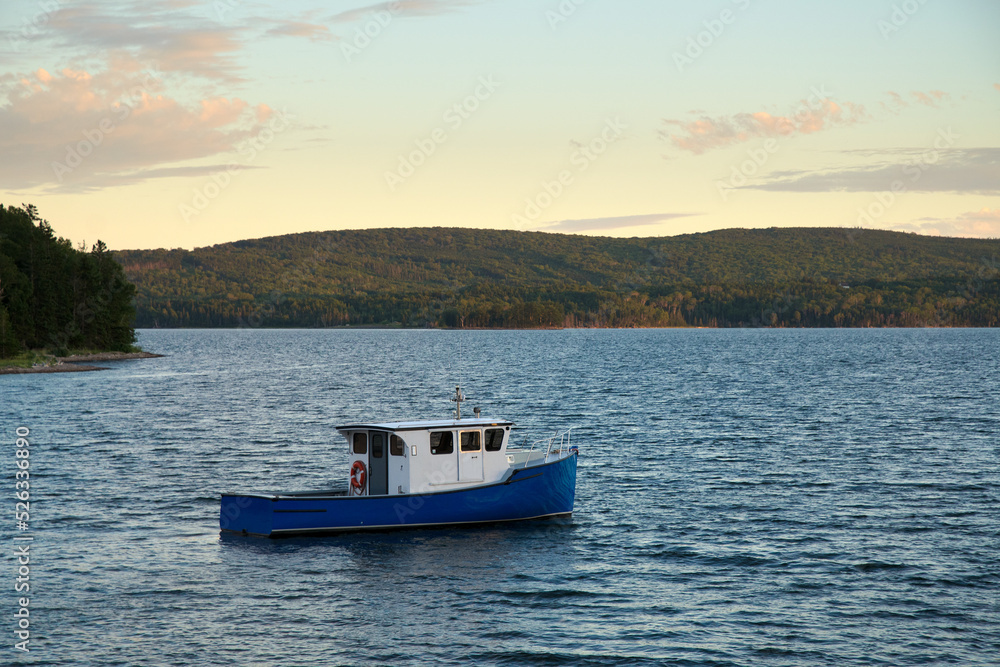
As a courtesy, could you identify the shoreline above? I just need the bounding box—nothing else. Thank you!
[57,351,165,363]
[0,351,163,375]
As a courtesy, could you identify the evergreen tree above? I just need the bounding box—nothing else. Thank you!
[0,304,20,358]
[0,204,137,358]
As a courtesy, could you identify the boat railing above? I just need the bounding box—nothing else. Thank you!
[508,428,575,468]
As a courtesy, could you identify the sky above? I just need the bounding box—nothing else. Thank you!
[0,0,998,250]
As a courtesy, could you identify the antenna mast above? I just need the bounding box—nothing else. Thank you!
[451,386,466,419]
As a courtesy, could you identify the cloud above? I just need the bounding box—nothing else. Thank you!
[265,20,333,42]
[891,209,1000,239]
[885,91,907,109]
[329,0,481,23]
[0,66,275,192]
[911,90,949,107]
[744,148,1000,195]
[662,99,867,154]
[20,1,248,82]
[7,0,484,65]
[533,213,700,234]
[56,163,267,194]
[883,89,951,110]
[995,83,1000,93]
[7,1,482,82]
[664,90,953,155]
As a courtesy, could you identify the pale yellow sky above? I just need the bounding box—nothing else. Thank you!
[1,0,998,249]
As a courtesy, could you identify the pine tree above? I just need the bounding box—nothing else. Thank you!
[0,205,138,358]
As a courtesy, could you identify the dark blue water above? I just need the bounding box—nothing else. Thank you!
[3,329,998,666]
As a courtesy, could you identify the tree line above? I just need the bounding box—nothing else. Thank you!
[123,278,999,330]
[0,204,136,358]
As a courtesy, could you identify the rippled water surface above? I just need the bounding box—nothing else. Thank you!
[3,328,999,666]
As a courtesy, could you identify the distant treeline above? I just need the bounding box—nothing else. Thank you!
[119,280,1000,330]
[116,227,1000,329]
[0,204,136,357]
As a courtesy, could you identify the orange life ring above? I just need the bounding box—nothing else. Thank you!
[351,460,367,493]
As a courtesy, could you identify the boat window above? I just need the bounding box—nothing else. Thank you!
[461,431,481,452]
[390,434,405,456]
[352,432,367,455]
[371,433,384,458]
[430,431,454,455]
[485,428,504,452]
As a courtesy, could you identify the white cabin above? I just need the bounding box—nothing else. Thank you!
[336,418,515,496]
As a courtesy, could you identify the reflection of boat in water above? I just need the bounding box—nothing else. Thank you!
[220,387,579,537]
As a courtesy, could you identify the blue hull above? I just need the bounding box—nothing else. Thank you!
[220,451,577,537]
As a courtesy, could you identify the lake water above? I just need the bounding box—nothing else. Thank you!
[3,328,998,666]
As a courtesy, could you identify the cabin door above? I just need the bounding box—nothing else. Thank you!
[459,430,483,482]
[369,431,389,495]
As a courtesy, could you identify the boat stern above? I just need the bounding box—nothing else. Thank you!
[220,494,275,536]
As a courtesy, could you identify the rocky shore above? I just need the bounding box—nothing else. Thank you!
[0,351,163,375]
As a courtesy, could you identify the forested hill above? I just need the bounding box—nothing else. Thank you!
[116,227,1000,329]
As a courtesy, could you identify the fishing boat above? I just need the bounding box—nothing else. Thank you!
[219,388,579,537]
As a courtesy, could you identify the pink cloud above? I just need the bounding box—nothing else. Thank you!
[667,89,955,155]
[663,99,867,154]
[0,66,275,192]
[255,103,274,123]
[882,89,951,112]
[886,91,907,109]
[894,209,1000,239]
[198,97,249,127]
[994,83,1000,93]
[912,90,950,107]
